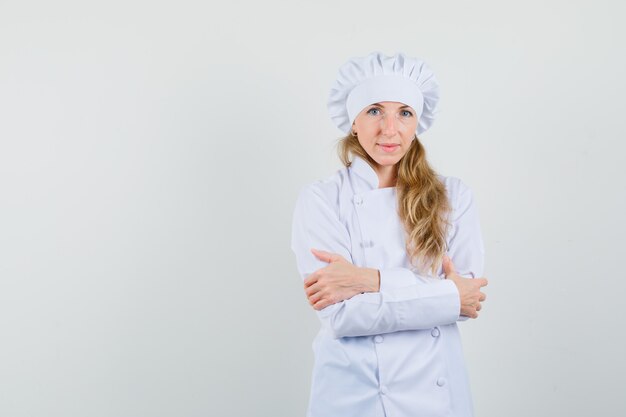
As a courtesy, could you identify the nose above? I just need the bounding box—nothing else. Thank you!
[380,114,398,136]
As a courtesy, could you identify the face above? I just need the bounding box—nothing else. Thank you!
[351,101,418,168]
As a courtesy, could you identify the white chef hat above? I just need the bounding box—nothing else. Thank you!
[327,51,440,136]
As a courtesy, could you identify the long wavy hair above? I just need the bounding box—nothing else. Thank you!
[337,132,452,277]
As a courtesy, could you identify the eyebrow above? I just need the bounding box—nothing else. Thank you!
[369,103,413,109]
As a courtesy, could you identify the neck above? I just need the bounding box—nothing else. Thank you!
[374,164,397,188]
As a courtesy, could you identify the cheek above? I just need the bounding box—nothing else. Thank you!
[400,118,418,132]
[354,123,378,142]
[357,136,375,151]
[354,115,379,130]
[359,130,380,145]
[401,121,417,137]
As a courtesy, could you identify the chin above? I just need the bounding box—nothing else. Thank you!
[373,155,402,166]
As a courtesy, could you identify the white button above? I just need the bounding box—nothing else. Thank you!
[379,385,388,395]
[354,195,363,205]
[374,335,384,343]
[431,327,440,337]
[436,377,447,387]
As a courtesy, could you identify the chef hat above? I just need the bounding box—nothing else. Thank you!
[327,51,440,136]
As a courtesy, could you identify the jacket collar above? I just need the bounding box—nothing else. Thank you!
[349,155,380,190]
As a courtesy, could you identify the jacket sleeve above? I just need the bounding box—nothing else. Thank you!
[445,180,485,278]
[442,179,486,322]
[290,183,461,339]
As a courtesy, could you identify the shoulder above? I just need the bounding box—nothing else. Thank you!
[437,174,476,213]
[295,166,348,210]
[292,167,351,232]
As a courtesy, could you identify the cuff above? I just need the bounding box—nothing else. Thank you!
[442,279,469,321]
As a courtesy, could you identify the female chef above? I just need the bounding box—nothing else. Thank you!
[290,52,488,417]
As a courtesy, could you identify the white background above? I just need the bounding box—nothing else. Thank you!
[1,1,625,416]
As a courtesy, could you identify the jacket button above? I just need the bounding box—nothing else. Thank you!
[436,377,447,387]
[354,195,363,205]
[374,335,384,343]
[431,327,440,337]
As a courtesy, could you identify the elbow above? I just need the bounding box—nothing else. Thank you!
[317,293,387,339]
[327,300,386,339]
[320,301,362,339]
[327,302,350,339]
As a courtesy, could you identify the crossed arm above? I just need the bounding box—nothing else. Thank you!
[305,248,487,318]
[290,181,487,339]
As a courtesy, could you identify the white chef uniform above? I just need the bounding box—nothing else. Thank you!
[290,154,485,417]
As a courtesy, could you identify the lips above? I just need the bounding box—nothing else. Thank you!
[378,143,399,153]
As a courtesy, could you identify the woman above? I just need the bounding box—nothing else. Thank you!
[290,52,488,417]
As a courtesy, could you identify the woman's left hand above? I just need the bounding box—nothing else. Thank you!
[304,248,380,311]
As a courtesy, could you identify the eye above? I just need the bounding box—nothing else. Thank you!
[400,110,413,117]
[366,107,381,116]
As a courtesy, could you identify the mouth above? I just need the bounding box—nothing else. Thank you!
[377,143,400,153]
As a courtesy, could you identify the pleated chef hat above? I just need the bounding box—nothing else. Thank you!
[327,51,440,136]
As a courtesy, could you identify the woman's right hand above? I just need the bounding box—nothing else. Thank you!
[304,248,380,311]
[443,255,488,319]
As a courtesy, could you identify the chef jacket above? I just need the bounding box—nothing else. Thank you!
[290,154,485,417]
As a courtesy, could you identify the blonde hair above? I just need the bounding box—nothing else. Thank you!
[337,133,452,276]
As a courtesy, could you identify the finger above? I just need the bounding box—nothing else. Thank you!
[308,290,323,305]
[303,272,319,288]
[479,292,486,302]
[305,283,321,297]
[310,248,332,262]
[313,298,328,311]
[310,248,345,263]
[442,255,457,276]
[314,290,339,310]
[304,268,328,288]
[476,303,482,311]
[477,278,489,287]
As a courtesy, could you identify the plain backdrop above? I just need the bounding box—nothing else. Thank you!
[1,1,625,416]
